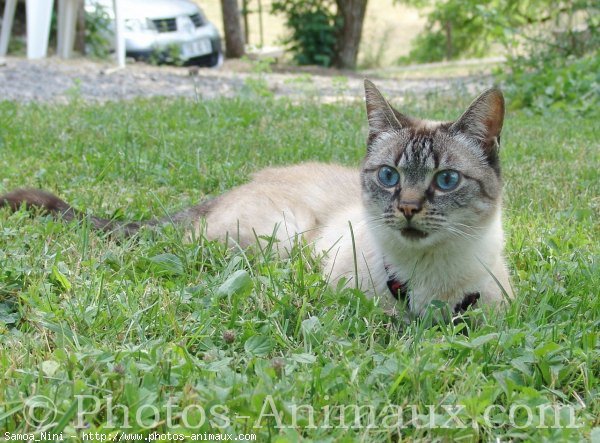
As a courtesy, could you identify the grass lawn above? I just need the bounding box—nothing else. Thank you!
[0,92,598,441]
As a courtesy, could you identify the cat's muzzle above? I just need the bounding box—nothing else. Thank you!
[400,226,428,239]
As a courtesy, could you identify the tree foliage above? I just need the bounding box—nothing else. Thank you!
[397,0,597,63]
[501,0,598,115]
[272,0,341,67]
[398,0,599,114]
[397,0,500,63]
[271,0,368,69]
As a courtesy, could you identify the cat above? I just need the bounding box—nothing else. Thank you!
[0,80,513,317]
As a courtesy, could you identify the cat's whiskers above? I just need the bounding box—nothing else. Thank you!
[450,223,486,241]
[425,215,446,222]
[366,214,393,224]
[444,225,482,241]
[369,222,393,232]
[452,222,484,233]
[365,215,395,232]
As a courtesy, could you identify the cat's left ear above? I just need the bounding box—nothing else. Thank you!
[364,79,414,149]
[450,88,505,154]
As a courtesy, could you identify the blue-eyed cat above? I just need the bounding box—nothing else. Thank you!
[0,80,512,316]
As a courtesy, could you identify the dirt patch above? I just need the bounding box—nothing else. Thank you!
[0,57,493,104]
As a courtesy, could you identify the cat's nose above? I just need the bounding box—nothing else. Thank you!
[398,201,422,220]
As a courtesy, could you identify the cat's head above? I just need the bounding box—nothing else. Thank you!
[360,80,505,247]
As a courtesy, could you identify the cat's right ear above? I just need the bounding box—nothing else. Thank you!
[450,88,505,150]
[364,80,411,148]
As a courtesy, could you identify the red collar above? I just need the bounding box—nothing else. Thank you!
[385,264,408,302]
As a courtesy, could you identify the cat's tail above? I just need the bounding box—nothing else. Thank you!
[1,188,219,236]
[0,188,146,235]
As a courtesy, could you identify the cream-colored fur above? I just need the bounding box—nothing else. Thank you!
[190,81,513,317]
[200,163,359,248]
[195,162,511,316]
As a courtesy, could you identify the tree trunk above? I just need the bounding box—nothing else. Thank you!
[334,0,368,70]
[241,0,250,45]
[74,3,86,54]
[444,20,452,60]
[220,0,245,58]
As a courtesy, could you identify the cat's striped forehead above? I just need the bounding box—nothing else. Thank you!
[368,123,489,173]
[363,79,504,176]
[398,134,437,169]
[369,126,461,175]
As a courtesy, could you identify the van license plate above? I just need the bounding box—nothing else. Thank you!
[182,39,211,58]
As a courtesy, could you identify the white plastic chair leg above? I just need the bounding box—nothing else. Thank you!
[113,0,125,67]
[26,0,53,59]
[0,0,17,57]
[57,0,79,58]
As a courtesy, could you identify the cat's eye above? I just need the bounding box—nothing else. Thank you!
[434,170,461,191]
[377,166,400,187]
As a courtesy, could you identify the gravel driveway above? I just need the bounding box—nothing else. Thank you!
[0,57,492,103]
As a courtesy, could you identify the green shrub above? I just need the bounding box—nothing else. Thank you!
[396,0,506,64]
[498,6,599,116]
[397,0,599,114]
[271,0,341,67]
[501,52,599,116]
[84,3,113,59]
